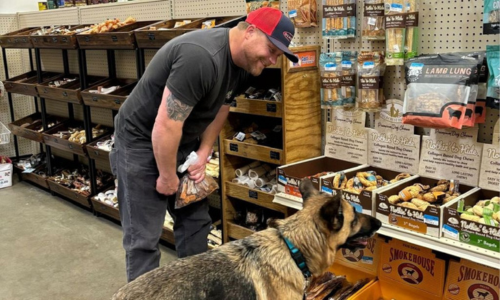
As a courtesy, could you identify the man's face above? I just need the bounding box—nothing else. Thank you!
[243,26,284,76]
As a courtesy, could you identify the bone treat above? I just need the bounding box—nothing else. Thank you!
[235,161,261,177]
[248,164,272,180]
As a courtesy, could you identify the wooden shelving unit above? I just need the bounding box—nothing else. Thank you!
[220,45,322,243]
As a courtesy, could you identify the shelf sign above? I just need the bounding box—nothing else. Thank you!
[229,143,238,152]
[325,108,368,164]
[249,190,258,199]
[419,127,482,186]
[289,50,317,70]
[270,151,280,160]
[266,103,277,112]
[479,119,500,191]
[368,100,421,174]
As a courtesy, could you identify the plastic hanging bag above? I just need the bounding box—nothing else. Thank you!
[175,151,219,209]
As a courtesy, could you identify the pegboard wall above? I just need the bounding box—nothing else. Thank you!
[1,0,499,156]
[0,14,38,157]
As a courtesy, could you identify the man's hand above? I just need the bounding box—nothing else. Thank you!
[187,150,211,183]
[156,174,179,196]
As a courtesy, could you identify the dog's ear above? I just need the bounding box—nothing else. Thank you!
[320,194,344,231]
[300,178,319,202]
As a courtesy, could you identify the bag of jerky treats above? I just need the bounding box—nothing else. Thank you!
[402,54,477,129]
[483,0,500,35]
[486,45,500,110]
[288,0,319,28]
[340,51,357,108]
[357,51,386,111]
[320,53,343,108]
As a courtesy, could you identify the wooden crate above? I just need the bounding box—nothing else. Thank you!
[223,139,283,165]
[76,21,158,50]
[37,74,106,104]
[91,186,120,222]
[226,221,253,240]
[42,122,109,156]
[47,179,91,208]
[225,181,288,214]
[230,96,283,118]
[134,18,203,49]
[9,113,67,143]
[15,164,50,189]
[161,227,175,245]
[0,27,39,48]
[4,71,61,97]
[31,25,91,49]
[86,134,112,164]
[81,78,137,110]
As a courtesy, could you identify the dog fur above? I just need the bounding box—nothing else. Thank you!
[112,179,382,300]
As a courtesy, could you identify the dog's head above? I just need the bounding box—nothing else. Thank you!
[299,178,382,251]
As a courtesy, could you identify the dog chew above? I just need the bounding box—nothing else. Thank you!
[404,0,419,59]
[288,0,318,28]
[357,51,386,111]
[362,0,385,40]
[402,54,478,129]
[384,0,406,66]
[390,179,460,211]
[322,0,356,39]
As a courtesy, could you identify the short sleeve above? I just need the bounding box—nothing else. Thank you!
[166,43,217,107]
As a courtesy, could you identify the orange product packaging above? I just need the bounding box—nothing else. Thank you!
[443,258,499,300]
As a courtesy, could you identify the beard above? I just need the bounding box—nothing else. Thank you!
[243,49,266,76]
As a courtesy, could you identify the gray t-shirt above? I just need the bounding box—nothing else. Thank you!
[116,28,248,146]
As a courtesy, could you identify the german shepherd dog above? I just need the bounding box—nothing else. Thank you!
[112,179,382,300]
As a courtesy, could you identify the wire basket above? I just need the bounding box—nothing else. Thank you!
[0,121,11,145]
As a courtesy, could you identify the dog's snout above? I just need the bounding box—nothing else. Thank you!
[371,217,382,230]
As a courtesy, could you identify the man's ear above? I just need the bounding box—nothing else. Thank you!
[299,178,319,202]
[320,194,344,231]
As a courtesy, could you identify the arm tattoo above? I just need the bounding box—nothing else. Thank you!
[166,94,193,122]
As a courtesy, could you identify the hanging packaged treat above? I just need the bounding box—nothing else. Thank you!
[476,56,488,123]
[362,0,385,40]
[402,54,478,129]
[288,0,319,28]
[486,45,500,110]
[483,0,500,35]
[357,51,386,111]
[384,0,406,66]
[404,0,418,60]
[322,0,356,39]
[320,53,343,108]
[245,0,280,13]
[340,51,357,108]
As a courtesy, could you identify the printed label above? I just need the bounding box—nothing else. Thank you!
[479,133,500,191]
[359,76,382,89]
[364,3,385,17]
[321,76,342,89]
[323,4,356,18]
[385,14,406,29]
[406,12,419,27]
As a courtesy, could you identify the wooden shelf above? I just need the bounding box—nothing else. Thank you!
[230,96,282,117]
[161,226,175,245]
[91,197,120,222]
[223,139,283,165]
[226,221,254,240]
[225,181,288,214]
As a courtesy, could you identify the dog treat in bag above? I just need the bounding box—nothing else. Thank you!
[322,0,356,39]
[384,0,406,66]
[402,54,478,129]
[357,51,385,111]
[320,53,342,108]
[362,0,385,40]
[483,0,500,35]
[404,0,419,60]
[245,0,280,13]
[486,45,500,110]
[175,152,219,209]
[288,0,318,28]
[476,56,489,123]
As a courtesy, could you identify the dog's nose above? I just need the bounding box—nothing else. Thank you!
[371,217,382,230]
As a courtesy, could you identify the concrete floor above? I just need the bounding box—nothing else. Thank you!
[0,179,177,300]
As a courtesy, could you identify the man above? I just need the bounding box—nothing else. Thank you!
[110,7,299,282]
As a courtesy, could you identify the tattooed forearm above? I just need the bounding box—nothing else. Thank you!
[166,94,193,122]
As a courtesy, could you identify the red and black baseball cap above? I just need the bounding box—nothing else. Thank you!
[246,7,298,63]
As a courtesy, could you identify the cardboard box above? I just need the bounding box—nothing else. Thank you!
[442,188,500,252]
[327,263,377,299]
[321,166,418,216]
[378,238,447,300]
[443,258,500,300]
[333,235,382,276]
[276,156,364,197]
[375,176,478,237]
[0,157,13,189]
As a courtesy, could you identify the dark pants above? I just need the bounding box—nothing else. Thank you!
[110,125,212,282]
